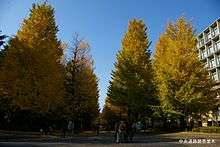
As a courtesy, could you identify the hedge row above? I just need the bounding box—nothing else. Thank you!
[193,127,220,133]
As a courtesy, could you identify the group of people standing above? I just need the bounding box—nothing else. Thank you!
[114,121,137,143]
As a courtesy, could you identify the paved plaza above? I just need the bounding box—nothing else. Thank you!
[0,132,220,146]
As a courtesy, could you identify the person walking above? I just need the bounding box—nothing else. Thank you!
[114,121,120,143]
[118,121,126,143]
[127,121,135,142]
[61,120,67,138]
[96,123,100,135]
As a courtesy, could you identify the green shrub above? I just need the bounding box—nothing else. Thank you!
[192,126,220,133]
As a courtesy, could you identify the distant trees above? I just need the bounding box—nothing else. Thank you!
[0,32,7,47]
[153,17,216,127]
[0,32,7,67]
[107,19,158,123]
[101,97,122,130]
[0,32,9,127]
[64,35,99,130]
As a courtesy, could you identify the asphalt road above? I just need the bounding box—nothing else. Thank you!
[0,141,219,147]
[0,132,220,146]
[0,142,183,147]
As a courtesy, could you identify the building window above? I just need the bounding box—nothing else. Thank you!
[211,71,218,81]
[205,62,208,68]
[214,72,218,81]
[215,41,220,51]
[207,48,210,55]
[200,49,206,59]
[217,55,220,66]
[208,33,212,39]
[207,120,212,126]
[211,46,214,54]
[209,58,216,69]
[205,33,211,42]
[212,27,219,37]
[207,45,214,55]
[200,39,204,47]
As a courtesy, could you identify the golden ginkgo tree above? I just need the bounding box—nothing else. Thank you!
[153,17,216,122]
[107,19,158,122]
[0,3,64,114]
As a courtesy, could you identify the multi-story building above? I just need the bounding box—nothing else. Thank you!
[197,18,220,91]
[197,18,220,126]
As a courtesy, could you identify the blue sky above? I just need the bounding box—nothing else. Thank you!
[0,0,219,110]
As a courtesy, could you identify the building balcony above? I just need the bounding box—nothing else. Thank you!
[209,66,216,71]
[215,44,220,54]
[200,54,207,60]
[200,56,207,61]
[208,61,217,70]
[207,53,214,58]
[207,50,215,57]
[216,62,220,68]
[212,29,219,39]
[211,76,218,82]
[205,38,212,45]
[197,39,205,49]
[198,43,205,49]
[213,79,220,84]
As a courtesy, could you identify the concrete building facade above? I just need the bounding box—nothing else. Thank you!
[197,18,220,126]
[197,18,220,91]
